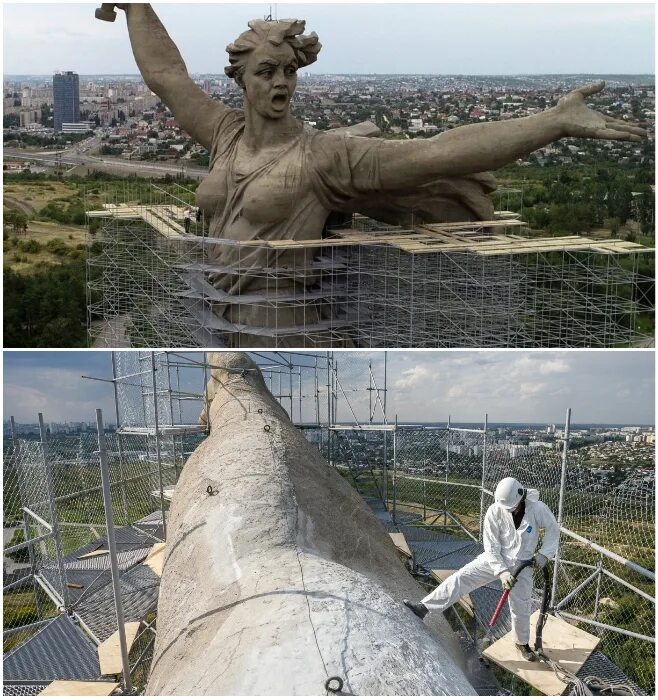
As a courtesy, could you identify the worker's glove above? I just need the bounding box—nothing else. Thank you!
[534,553,549,569]
[499,571,515,590]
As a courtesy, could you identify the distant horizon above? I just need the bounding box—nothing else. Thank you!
[5,72,656,79]
[6,418,654,429]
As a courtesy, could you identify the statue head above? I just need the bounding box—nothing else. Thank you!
[225,19,321,119]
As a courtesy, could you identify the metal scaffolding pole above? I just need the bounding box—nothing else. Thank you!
[11,416,43,617]
[392,415,398,523]
[151,352,168,541]
[445,415,451,528]
[479,413,488,542]
[96,409,133,695]
[38,413,70,611]
[111,352,130,526]
[551,407,572,608]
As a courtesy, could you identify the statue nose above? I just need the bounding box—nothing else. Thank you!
[273,70,288,87]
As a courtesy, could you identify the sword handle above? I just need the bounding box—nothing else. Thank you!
[95,4,117,22]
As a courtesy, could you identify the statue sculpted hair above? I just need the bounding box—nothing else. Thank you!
[225,19,321,84]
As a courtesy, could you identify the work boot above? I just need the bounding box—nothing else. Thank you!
[515,643,536,661]
[403,599,429,619]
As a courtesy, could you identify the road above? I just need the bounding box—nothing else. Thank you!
[4,145,209,180]
[3,196,37,216]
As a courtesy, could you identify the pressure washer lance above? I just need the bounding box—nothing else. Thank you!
[488,556,637,696]
[488,558,535,628]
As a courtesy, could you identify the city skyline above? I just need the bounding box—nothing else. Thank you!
[3,351,655,425]
[3,3,655,76]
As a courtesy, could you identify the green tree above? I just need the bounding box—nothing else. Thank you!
[39,103,52,127]
[3,114,19,128]
[5,529,29,563]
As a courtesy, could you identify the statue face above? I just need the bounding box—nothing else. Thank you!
[242,42,298,119]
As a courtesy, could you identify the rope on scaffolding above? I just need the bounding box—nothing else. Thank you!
[534,653,639,696]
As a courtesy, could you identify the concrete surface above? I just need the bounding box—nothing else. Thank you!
[146,352,477,695]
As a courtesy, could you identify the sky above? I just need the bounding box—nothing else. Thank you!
[2,3,655,76]
[3,350,655,426]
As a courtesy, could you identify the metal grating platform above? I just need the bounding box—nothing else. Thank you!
[3,615,101,682]
[573,651,646,696]
[2,683,49,696]
[75,565,160,642]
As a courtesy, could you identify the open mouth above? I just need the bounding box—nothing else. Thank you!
[271,94,288,109]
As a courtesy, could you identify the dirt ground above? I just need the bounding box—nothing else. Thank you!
[9,219,86,244]
[3,181,77,213]
[4,221,86,273]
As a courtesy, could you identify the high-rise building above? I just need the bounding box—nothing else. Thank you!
[53,71,79,132]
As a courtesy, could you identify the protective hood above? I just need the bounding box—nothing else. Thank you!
[525,488,540,503]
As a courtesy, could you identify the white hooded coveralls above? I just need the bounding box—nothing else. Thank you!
[421,489,560,644]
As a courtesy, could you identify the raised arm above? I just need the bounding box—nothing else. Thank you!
[116,4,226,150]
[368,82,647,191]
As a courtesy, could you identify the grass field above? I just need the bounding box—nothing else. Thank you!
[4,181,77,213]
[3,221,87,273]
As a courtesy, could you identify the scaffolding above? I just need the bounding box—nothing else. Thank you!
[4,352,655,695]
[86,183,655,348]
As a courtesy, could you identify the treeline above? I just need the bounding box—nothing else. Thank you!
[4,169,199,187]
[4,256,88,347]
[39,198,87,226]
[494,163,655,236]
[3,131,90,148]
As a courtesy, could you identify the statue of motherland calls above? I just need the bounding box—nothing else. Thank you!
[98,4,646,347]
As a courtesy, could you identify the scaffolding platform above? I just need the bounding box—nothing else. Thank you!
[3,615,101,685]
[38,680,118,696]
[389,532,412,557]
[142,543,166,577]
[86,185,655,348]
[483,611,600,695]
[573,651,646,696]
[97,623,141,676]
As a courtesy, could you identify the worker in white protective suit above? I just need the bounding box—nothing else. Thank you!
[403,477,560,660]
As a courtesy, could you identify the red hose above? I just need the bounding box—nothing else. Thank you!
[489,588,510,627]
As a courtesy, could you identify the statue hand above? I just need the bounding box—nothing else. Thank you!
[555,81,646,142]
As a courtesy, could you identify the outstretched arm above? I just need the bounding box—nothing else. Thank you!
[116,4,226,150]
[369,83,646,191]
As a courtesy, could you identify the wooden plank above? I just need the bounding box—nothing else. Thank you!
[143,542,166,577]
[430,569,474,616]
[97,621,141,676]
[39,681,119,696]
[483,611,600,695]
[389,532,412,558]
[78,548,109,560]
[151,487,175,502]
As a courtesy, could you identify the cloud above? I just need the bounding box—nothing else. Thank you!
[519,382,548,398]
[539,359,570,375]
[3,350,654,427]
[394,364,434,391]
[3,3,654,74]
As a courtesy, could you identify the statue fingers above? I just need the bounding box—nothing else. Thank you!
[604,118,647,137]
[576,81,605,97]
[593,128,642,142]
